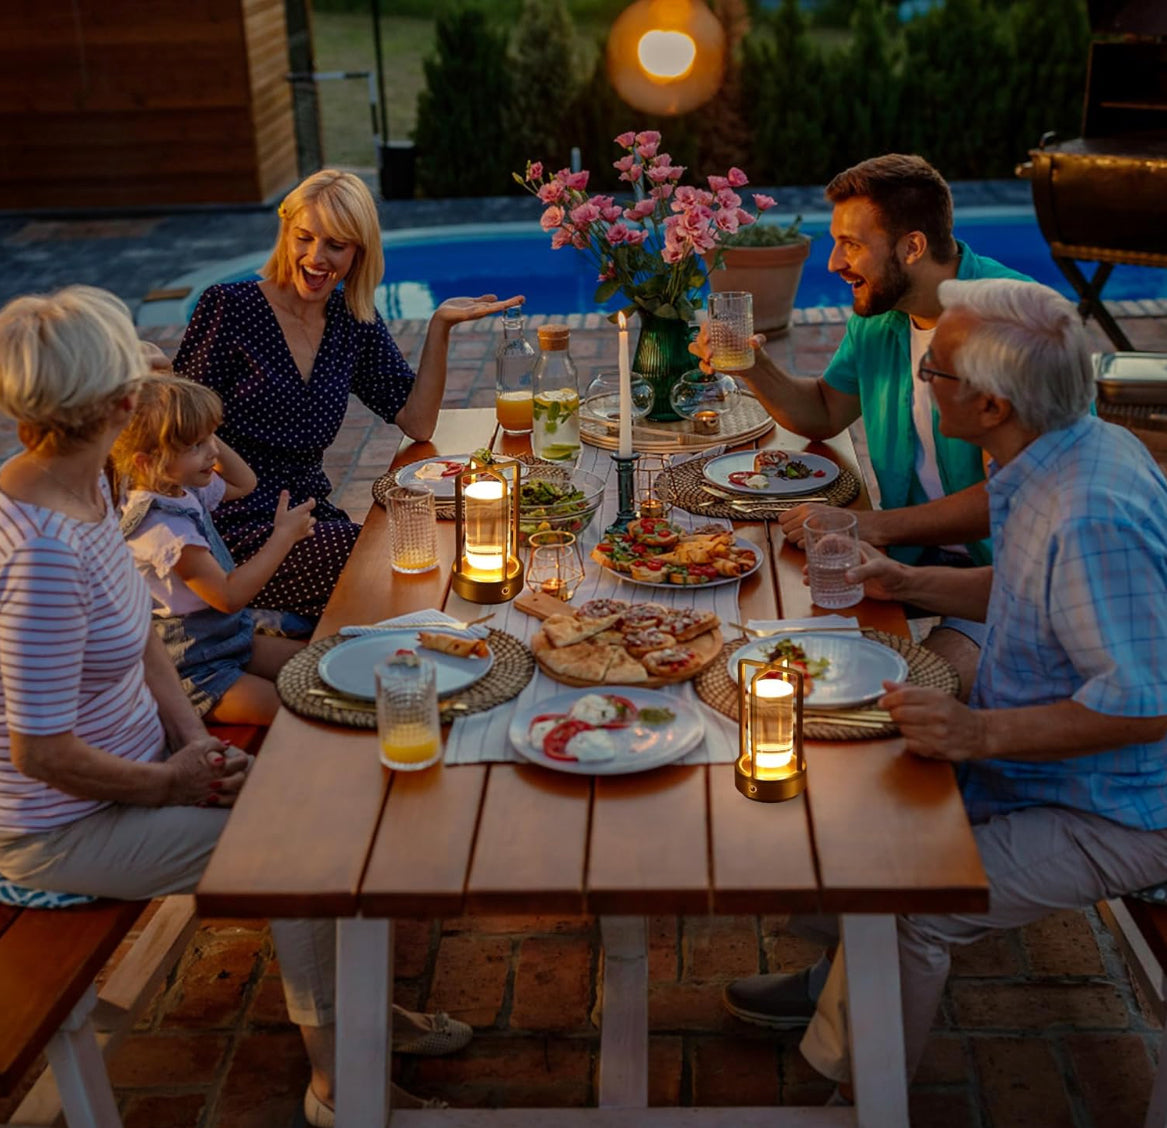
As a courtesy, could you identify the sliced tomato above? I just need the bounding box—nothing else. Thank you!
[727,471,754,486]
[543,719,594,761]
[600,695,638,728]
[439,461,465,477]
[691,564,718,578]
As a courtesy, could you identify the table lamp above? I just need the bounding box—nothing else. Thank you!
[736,658,805,802]
[451,455,524,603]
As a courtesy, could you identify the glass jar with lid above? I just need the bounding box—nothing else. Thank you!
[531,323,580,466]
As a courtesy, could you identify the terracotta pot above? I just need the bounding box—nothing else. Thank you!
[703,238,812,337]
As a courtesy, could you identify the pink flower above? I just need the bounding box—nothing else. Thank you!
[635,130,661,146]
[550,228,573,250]
[735,208,755,227]
[667,166,685,182]
[752,194,776,212]
[646,164,674,184]
[540,205,564,231]
[727,167,749,188]
[607,223,631,245]
[537,181,564,204]
[598,261,617,281]
[624,229,648,246]
[707,175,729,193]
[602,205,624,223]
[614,155,643,183]
[614,131,637,148]
[528,161,543,181]
[623,199,655,221]
[650,184,674,201]
[564,170,590,191]
[716,188,742,210]
[636,140,659,159]
[714,209,740,234]
[673,186,713,210]
[570,202,601,227]
[572,231,590,250]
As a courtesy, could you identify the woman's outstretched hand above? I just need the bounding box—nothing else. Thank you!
[433,294,525,326]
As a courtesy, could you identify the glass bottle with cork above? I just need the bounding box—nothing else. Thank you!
[531,323,580,465]
[495,308,536,434]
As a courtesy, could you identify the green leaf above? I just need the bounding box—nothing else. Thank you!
[655,303,679,320]
[593,279,620,304]
[635,295,662,313]
[512,171,526,186]
[675,297,695,320]
[687,272,706,290]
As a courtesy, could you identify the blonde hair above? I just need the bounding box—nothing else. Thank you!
[0,285,145,451]
[263,169,383,323]
[109,375,223,497]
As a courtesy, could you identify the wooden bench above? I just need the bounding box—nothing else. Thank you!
[1099,896,1167,1128]
[1,723,264,1127]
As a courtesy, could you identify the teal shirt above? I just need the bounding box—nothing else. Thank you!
[822,242,1029,565]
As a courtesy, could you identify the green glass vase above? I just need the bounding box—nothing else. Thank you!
[632,311,696,422]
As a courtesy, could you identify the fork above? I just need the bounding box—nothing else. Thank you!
[728,621,862,637]
[339,612,495,637]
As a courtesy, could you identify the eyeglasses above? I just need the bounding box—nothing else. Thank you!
[916,349,960,384]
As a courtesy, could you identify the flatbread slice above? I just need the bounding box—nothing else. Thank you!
[539,639,617,683]
[543,612,621,648]
[603,647,650,684]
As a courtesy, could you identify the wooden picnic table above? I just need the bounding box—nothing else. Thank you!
[197,407,987,1128]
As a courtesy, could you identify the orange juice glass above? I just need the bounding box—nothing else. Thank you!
[496,390,533,434]
[374,656,441,771]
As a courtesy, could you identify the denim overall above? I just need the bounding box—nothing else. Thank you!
[120,493,254,716]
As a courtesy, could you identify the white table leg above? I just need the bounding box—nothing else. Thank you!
[43,985,122,1128]
[336,918,392,1128]
[840,914,908,1128]
[598,916,648,1108]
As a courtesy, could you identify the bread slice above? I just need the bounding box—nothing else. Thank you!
[543,612,621,648]
[604,647,649,684]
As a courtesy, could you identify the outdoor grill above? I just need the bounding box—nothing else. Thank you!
[1017,0,1167,349]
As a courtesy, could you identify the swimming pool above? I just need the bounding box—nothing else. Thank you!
[137,208,1167,326]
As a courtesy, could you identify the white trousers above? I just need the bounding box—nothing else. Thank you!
[798,805,1167,1083]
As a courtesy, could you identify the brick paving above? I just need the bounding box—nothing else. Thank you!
[1,229,1167,1124]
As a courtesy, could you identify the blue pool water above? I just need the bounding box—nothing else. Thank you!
[148,209,1167,325]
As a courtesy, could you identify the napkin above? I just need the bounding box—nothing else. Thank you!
[338,610,491,639]
[746,615,861,635]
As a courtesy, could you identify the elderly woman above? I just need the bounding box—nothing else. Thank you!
[173,169,522,619]
[0,287,454,1125]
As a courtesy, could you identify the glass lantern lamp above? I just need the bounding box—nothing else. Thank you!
[669,366,740,435]
[451,455,524,604]
[736,658,805,802]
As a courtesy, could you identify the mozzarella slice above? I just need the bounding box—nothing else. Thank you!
[529,716,565,749]
[569,694,620,726]
[564,728,618,762]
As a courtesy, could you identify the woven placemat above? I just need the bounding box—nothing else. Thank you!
[657,455,861,519]
[276,628,534,730]
[693,628,959,741]
[582,391,776,452]
[371,454,569,519]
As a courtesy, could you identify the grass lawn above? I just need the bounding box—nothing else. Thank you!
[311,11,434,167]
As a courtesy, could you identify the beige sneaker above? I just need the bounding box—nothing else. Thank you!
[304,1081,448,1125]
[392,1004,474,1056]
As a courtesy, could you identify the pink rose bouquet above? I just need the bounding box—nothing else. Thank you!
[514,131,776,322]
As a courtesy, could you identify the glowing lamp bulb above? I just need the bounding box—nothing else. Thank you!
[751,677,795,774]
[637,29,696,79]
[462,479,506,576]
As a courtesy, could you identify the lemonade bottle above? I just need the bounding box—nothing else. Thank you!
[532,323,580,465]
[495,309,535,434]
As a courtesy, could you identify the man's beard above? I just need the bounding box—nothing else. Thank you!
[853,255,911,317]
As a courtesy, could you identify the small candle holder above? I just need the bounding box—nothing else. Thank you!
[692,410,720,435]
[636,454,673,521]
[736,659,805,802]
[606,453,638,536]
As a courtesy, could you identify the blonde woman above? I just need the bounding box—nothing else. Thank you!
[174,168,522,619]
[0,287,466,1124]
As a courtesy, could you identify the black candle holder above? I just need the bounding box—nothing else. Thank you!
[605,453,638,536]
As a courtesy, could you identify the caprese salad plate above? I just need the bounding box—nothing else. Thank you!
[703,450,839,496]
[507,688,704,775]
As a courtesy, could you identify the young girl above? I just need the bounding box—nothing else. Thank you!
[111,375,318,724]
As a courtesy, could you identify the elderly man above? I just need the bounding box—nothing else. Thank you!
[725,278,1167,1097]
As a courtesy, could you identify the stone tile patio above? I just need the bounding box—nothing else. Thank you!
[0,215,1166,1125]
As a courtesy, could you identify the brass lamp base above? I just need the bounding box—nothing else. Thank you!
[735,761,806,803]
[451,556,524,604]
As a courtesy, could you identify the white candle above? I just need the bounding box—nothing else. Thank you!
[617,311,633,459]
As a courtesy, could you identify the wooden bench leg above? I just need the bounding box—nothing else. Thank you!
[841,914,909,1128]
[1146,1020,1167,1128]
[43,986,122,1128]
[335,918,391,1128]
[598,916,647,1109]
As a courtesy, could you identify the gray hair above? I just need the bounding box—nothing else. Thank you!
[0,286,145,449]
[937,278,1095,433]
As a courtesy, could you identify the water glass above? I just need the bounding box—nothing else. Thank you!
[526,530,585,601]
[803,509,864,609]
[708,291,755,372]
[386,485,438,574]
[375,656,441,772]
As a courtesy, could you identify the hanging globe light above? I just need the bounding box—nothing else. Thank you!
[607,0,726,116]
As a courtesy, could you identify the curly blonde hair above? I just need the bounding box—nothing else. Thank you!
[263,169,383,323]
[0,285,146,452]
[109,375,223,497]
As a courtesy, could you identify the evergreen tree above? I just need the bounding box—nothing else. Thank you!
[414,4,514,197]
[832,0,900,168]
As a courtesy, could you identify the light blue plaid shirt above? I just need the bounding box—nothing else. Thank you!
[961,415,1167,830]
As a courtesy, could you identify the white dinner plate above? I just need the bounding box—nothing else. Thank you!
[727,632,909,709]
[703,450,840,496]
[603,536,763,589]
[395,454,474,499]
[508,688,704,776]
[317,631,493,702]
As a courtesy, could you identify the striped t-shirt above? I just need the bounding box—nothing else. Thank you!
[0,478,165,833]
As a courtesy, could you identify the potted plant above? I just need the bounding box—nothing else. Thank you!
[703,214,811,337]
[514,132,776,420]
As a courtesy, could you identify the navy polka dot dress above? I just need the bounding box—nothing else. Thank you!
[174,281,415,618]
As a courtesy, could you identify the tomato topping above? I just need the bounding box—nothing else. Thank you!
[813,469,826,478]
[596,543,614,554]
[727,471,752,485]
[394,648,416,656]
[600,695,638,728]
[439,461,464,477]
[543,719,593,761]
[692,564,718,577]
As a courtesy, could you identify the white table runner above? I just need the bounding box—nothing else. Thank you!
[444,442,742,765]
